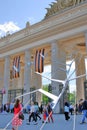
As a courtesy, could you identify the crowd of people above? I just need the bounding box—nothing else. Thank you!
[11,98,87,130]
[64,99,87,124]
[0,102,14,113]
[26,101,54,125]
[0,99,54,130]
[1,98,87,130]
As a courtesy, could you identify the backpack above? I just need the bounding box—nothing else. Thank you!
[84,100,87,109]
[48,105,52,113]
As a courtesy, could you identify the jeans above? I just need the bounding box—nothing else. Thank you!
[81,110,87,123]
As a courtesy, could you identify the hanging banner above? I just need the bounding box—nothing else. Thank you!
[12,56,20,78]
[35,49,45,73]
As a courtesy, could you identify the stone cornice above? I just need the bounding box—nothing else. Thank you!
[45,0,87,18]
[0,2,87,45]
[0,2,87,58]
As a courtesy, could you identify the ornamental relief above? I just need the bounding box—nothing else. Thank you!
[45,0,86,18]
[58,0,74,9]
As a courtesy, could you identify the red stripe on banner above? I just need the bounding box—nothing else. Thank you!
[14,57,17,78]
[12,58,15,78]
[41,49,45,73]
[16,56,20,78]
[18,56,20,77]
[38,50,41,73]
[35,50,37,72]
[15,57,18,78]
[39,49,45,73]
[15,56,19,78]
[35,50,39,72]
[15,57,17,78]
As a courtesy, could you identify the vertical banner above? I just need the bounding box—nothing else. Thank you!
[12,56,20,78]
[35,49,45,73]
[35,50,39,72]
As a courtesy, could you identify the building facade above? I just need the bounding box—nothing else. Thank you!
[0,0,87,113]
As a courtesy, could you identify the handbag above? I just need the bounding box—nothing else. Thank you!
[19,112,24,120]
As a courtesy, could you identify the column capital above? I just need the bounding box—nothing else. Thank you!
[25,49,31,54]
[5,55,9,59]
[50,40,58,44]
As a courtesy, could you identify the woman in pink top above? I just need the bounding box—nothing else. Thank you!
[12,99,22,130]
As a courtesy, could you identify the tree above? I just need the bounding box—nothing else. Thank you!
[68,91,76,104]
[42,85,49,104]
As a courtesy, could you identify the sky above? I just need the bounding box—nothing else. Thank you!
[0,0,54,36]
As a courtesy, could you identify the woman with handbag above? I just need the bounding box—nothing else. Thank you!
[12,99,22,130]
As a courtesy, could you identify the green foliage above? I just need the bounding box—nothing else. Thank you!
[68,91,76,104]
[42,85,49,104]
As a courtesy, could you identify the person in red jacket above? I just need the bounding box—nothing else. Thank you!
[12,99,22,130]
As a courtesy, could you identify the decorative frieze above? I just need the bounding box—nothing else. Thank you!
[45,0,87,18]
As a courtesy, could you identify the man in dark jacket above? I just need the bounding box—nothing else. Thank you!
[80,99,87,124]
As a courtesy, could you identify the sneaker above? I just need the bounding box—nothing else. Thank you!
[12,128,15,130]
[42,121,44,123]
[26,122,30,125]
[80,122,86,124]
[34,122,38,125]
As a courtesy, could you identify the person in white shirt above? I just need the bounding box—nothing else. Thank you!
[64,102,70,120]
[27,101,37,125]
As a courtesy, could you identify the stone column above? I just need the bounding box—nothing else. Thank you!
[51,41,66,113]
[85,32,87,53]
[0,62,4,90]
[31,68,42,105]
[23,50,31,105]
[3,56,10,105]
[75,56,86,102]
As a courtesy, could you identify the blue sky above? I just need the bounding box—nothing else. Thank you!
[0,0,55,36]
[0,0,54,31]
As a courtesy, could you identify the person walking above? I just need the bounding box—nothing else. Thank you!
[47,102,54,123]
[12,99,22,130]
[34,102,41,121]
[80,99,87,124]
[64,102,70,121]
[27,101,37,125]
[40,104,43,114]
[42,104,48,123]
[75,103,78,115]
[69,103,74,115]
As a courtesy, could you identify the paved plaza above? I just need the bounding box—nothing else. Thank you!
[0,113,87,130]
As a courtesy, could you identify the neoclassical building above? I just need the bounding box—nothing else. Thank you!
[0,0,87,113]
